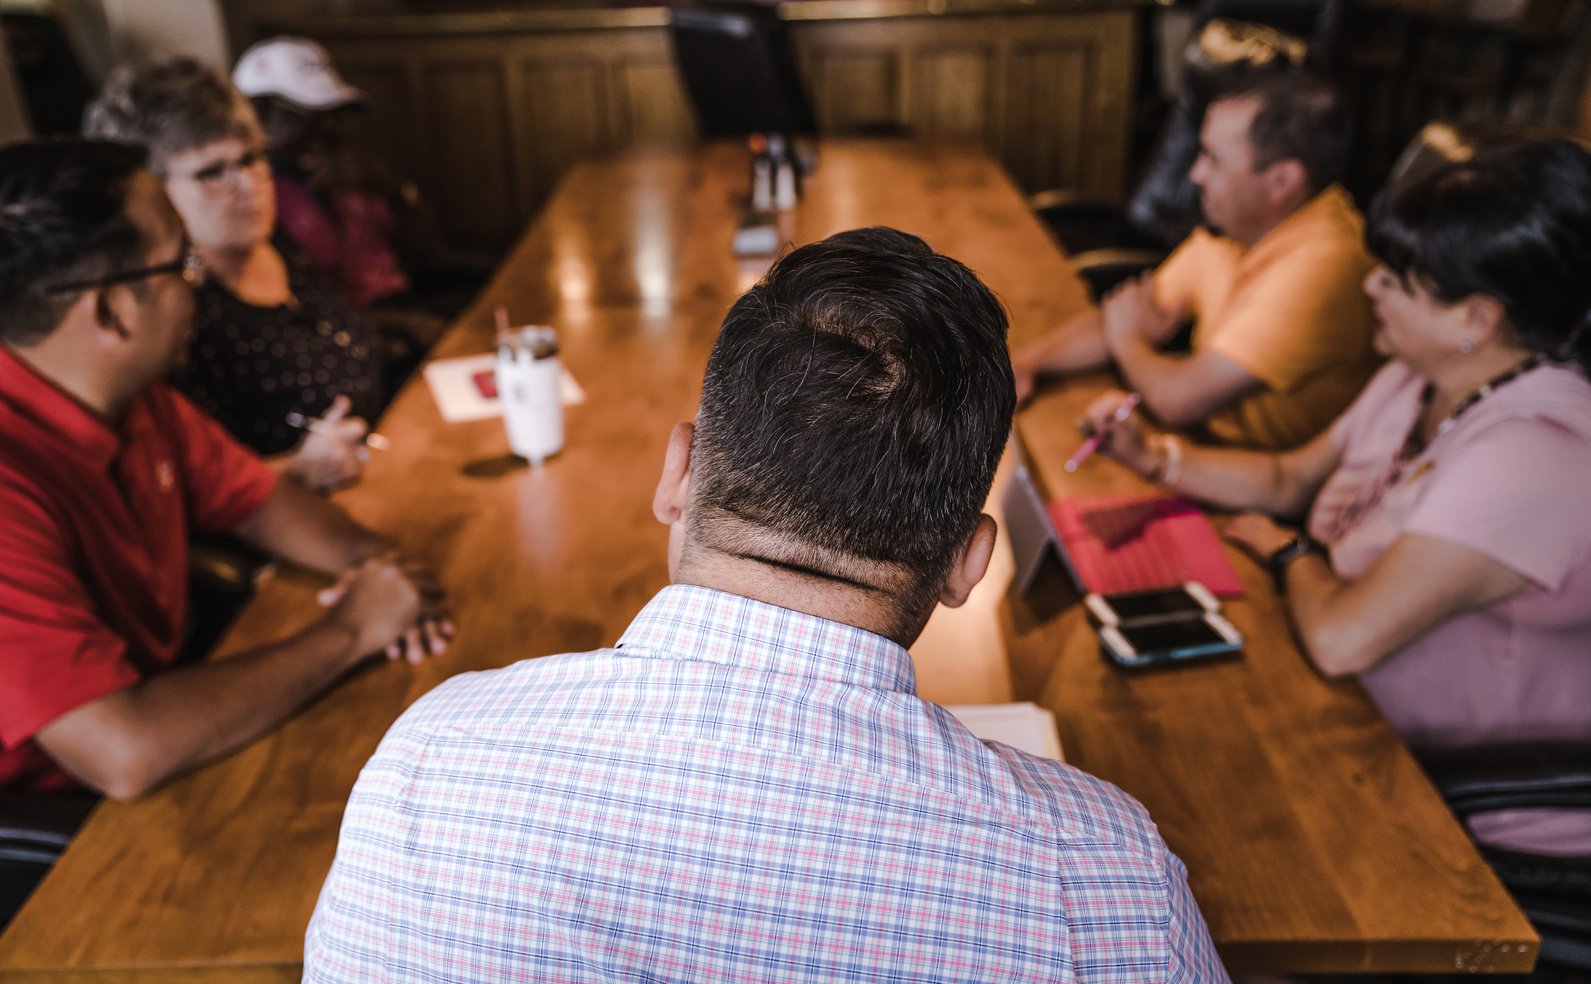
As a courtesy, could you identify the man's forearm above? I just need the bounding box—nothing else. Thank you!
[1018,308,1110,378]
[38,617,365,800]
[231,479,389,576]
[1114,333,1187,418]
[1112,334,1256,428]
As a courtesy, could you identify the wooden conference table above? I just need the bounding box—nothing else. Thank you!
[0,140,1535,979]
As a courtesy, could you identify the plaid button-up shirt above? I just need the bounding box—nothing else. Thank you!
[305,585,1226,982]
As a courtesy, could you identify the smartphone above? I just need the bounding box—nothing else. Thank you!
[1099,613,1243,669]
[1084,582,1220,626]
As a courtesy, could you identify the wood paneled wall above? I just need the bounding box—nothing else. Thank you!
[792,13,1135,205]
[290,6,1138,252]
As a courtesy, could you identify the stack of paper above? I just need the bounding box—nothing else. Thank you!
[944,703,1064,760]
[422,353,586,423]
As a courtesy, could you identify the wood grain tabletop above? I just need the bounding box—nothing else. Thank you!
[0,138,1535,979]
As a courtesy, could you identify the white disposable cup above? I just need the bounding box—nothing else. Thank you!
[498,327,563,465]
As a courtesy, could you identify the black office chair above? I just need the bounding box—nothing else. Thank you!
[1,11,94,135]
[1381,116,1550,193]
[668,2,816,139]
[1033,16,1318,299]
[1421,744,1591,977]
[0,792,96,929]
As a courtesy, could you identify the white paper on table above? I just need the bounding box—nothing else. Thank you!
[422,352,587,423]
[943,702,1065,761]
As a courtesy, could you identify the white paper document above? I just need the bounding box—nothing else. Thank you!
[422,352,587,423]
[944,702,1065,761]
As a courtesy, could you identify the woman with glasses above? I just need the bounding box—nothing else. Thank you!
[84,58,381,492]
[1081,136,1591,856]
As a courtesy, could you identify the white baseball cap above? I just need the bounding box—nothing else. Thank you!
[233,37,366,111]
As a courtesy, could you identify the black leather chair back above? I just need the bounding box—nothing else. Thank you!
[1196,0,1344,71]
[1422,742,1591,975]
[1383,117,1547,193]
[669,4,816,138]
[0,792,96,929]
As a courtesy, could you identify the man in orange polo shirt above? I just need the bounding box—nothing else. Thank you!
[0,139,452,803]
[1014,72,1379,450]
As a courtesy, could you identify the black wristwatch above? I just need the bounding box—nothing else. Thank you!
[1267,534,1323,590]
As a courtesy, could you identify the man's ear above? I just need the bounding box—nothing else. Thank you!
[938,513,998,608]
[1264,158,1309,209]
[652,421,694,526]
[88,288,131,342]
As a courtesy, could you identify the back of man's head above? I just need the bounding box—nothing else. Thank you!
[0,139,148,347]
[689,227,1014,622]
[1228,71,1348,196]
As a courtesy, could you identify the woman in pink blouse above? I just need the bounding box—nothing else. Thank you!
[1083,136,1591,856]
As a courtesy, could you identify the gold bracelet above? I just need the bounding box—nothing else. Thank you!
[1146,434,1169,482]
[1161,433,1183,487]
[1147,433,1183,487]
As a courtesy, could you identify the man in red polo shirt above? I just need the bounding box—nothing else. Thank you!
[0,139,451,801]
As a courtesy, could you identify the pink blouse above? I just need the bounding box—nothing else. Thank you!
[274,175,408,308]
[1309,360,1591,855]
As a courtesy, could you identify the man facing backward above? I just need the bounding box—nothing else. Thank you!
[0,139,452,805]
[306,228,1227,982]
[1015,71,1380,451]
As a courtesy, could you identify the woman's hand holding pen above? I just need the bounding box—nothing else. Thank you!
[1078,389,1157,475]
[287,396,369,492]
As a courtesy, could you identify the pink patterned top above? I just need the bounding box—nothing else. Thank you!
[1310,359,1591,855]
[273,174,408,308]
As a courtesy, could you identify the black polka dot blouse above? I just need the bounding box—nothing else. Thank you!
[175,239,386,457]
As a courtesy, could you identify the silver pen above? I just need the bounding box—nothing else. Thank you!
[285,410,391,451]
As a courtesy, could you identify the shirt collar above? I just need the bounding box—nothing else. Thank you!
[617,584,919,695]
[1248,183,1357,258]
[0,345,122,471]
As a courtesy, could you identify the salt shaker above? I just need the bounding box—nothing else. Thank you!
[769,133,798,211]
[497,326,563,465]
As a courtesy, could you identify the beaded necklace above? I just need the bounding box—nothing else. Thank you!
[1388,353,1544,484]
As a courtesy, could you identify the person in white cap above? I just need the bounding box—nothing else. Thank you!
[230,37,421,313]
[233,36,366,112]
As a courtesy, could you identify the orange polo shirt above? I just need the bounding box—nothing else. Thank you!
[1153,185,1381,450]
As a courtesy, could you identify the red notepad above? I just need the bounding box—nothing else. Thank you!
[1046,495,1245,597]
[472,369,499,399]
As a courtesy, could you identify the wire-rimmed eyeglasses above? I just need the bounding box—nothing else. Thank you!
[44,244,206,297]
[174,146,270,197]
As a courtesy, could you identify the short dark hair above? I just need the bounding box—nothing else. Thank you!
[1221,72,1349,195]
[690,227,1014,621]
[83,58,256,176]
[0,139,148,346]
[1368,136,1591,375]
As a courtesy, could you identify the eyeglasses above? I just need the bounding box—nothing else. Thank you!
[44,243,206,297]
[175,146,270,194]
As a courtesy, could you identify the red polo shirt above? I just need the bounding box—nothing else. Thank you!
[0,347,277,791]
